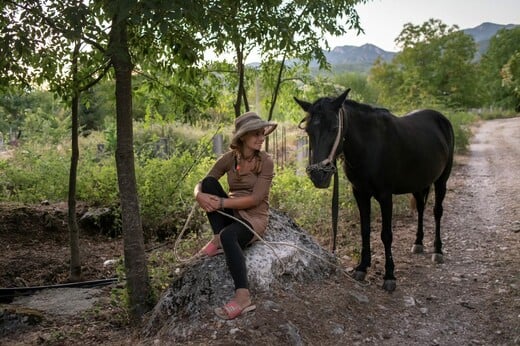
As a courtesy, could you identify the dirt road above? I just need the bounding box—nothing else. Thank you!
[385,116,520,345]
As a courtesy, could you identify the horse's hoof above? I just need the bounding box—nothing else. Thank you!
[432,253,444,263]
[382,279,396,292]
[352,270,366,282]
[411,244,424,254]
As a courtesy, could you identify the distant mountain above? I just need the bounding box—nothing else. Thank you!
[324,43,396,67]
[462,22,518,59]
[462,22,517,43]
[308,43,395,73]
[319,22,518,72]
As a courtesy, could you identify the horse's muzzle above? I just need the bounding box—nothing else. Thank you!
[306,162,337,189]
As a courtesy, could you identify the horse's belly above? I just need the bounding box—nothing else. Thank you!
[391,168,444,194]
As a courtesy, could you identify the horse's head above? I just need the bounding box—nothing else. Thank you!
[294,89,350,189]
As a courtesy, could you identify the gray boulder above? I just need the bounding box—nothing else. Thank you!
[142,209,337,340]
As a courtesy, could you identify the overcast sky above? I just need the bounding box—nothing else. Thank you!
[326,0,520,52]
[208,0,519,63]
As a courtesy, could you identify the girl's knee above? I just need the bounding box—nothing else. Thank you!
[219,228,236,245]
[201,176,219,192]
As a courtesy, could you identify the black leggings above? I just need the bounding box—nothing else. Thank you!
[201,177,254,290]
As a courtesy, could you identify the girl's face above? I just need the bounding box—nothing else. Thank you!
[241,128,266,152]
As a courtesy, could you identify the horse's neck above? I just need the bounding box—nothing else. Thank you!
[343,108,370,147]
[343,108,384,169]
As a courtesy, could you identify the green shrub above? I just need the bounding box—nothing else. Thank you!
[0,144,70,202]
[0,111,476,243]
[270,166,356,235]
[77,159,119,205]
[445,110,478,153]
[137,153,213,230]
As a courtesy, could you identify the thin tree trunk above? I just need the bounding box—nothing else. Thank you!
[68,40,81,281]
[242,81,249,112]
[109,13,151,324]
[234,45,244,117]
[265,55,287,153]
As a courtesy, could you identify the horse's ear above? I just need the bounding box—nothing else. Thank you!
[294,96,312,112]
[333,88,351,109]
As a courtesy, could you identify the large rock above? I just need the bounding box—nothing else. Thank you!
[142,209,337,339]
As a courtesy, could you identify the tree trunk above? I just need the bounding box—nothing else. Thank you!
[109,13,151,323]
[68,40,81,282]
[234,44,250,117]
[265,55,287,153]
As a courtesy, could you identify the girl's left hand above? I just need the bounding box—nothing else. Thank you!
[197,193,221,212]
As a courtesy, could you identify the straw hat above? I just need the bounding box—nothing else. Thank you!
[230,112,277,148]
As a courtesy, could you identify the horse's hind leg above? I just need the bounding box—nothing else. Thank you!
[432,180,447,263]
[411,187,430,254]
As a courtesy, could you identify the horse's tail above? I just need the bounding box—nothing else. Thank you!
[440,114,455,181]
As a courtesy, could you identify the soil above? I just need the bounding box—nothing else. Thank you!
[1,117,519,345]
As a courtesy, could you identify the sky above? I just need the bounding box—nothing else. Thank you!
[325,0,520,52]
[209,0,519,63]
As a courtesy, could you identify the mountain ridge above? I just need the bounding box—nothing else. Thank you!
[320,22,518,72]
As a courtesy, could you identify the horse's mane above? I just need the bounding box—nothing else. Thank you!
[343,100,390,113]
[303,97,392,126]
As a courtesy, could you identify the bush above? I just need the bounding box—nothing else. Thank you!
[0,110,476,243]
[270,166,356,236]
[0,144,70,202]
[137,153,213,232]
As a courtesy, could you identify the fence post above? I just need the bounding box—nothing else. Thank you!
[296,136,308,176]
[213,133,223,156]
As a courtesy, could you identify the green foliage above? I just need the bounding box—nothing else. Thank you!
[0,144,70,202]
[132,69,221,125]
[478,27,520,109]
[270,166,356,235]
[137,153,213,230]
[0,89,61,137]
[444,110,478,153]
[78,158,119,205]
[23,105,71,143]
[80,82,116,132]
[330,71,379,104]
[147,250,179,297]
[369,19,479,110]
[271,167,329,227]
[108,259,131,326]
[500,51,520,109]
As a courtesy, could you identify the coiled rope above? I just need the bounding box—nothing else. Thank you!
[171,202,370,286]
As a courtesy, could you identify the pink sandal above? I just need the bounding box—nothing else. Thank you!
[199,242,223,257]
[214,300,256,320]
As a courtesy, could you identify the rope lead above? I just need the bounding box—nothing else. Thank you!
[171,203,370,286]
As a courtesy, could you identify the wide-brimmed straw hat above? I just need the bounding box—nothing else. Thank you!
[230,112,277,148]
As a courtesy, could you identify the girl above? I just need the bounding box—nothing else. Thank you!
[194,111,277,320]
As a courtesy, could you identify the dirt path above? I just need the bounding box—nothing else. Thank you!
[383,117,520,345]
[1,117,519,345]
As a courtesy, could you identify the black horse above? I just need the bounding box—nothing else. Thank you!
[294,89,454,291]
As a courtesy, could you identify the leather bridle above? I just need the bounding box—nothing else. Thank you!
[301,107,346,253]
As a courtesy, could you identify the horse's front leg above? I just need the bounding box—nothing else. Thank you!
[353,189,371,282]
[378,194,396,292]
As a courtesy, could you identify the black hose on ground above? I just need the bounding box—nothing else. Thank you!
[0,277,118,303]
